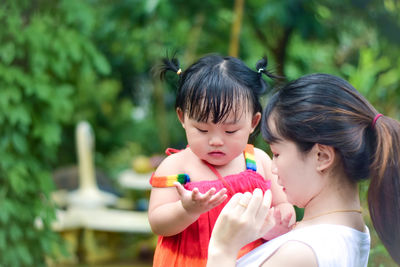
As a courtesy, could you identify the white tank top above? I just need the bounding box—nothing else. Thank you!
[237,224,370,267]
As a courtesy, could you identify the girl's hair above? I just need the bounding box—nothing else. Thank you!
[159,53,277,140]
[261,73,400,264]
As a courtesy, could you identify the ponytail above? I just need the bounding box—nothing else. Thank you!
[368,116,400,264]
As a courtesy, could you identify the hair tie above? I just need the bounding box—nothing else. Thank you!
[176,68,182,75]
[257,68,264,73]
[372,113,383,128]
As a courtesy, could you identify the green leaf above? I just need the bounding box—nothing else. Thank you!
[0,229,6,249]
[11,133,28,154]
[0,87,22,109]
[16,243,33,265]
[7,105,31,126]
[0,200,11,224]
[92,53,111,75]
[33,122,61,147]
[0,42,16,65]
[9,165,29,195]
[9,224,23,242]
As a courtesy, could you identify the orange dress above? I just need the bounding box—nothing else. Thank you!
[149,144,271,267]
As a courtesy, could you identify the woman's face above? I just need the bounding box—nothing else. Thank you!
[269,139,321,208]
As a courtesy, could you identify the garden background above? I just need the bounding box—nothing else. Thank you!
[1,0,399,266]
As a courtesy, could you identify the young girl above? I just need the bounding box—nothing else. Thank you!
[148,54,295,267]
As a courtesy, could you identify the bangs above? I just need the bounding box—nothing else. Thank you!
[183,70,252,123]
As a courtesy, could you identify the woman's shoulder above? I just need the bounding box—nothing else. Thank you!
[261,240,318,267]
[270,225,370,266]
[237,231,317,267]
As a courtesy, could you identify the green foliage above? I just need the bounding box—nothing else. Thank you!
[0,0,112,265]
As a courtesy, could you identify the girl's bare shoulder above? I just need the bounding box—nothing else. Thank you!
[153,148,193,176]
[254,147,272,166]
[254,147,272,161]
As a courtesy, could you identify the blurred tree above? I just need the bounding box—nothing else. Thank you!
[230,0,245,57]
[0,0,112,265]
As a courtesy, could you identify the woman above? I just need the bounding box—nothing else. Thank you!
[207,73,400,266]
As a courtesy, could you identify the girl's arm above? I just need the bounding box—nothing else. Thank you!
[148,153,227,236]
[148,187,200,236]
[255,148,296,239]
[254,148,289,206]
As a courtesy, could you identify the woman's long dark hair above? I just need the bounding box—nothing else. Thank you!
[262,73,400,264]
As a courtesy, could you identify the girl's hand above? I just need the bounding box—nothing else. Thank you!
[208,189,274,259]
[174,182,228,215]
[262,203,294,240]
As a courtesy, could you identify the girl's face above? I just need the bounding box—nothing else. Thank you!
[269,139,321,208]
[178,106,260,167]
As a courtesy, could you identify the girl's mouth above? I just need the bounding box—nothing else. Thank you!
[208,151,225,157]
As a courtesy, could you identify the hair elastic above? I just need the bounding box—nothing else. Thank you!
[372,113,383,128]
[176,68,182,75]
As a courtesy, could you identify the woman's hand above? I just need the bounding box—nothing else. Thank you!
[207,189,274,266]
[174,182,228,216]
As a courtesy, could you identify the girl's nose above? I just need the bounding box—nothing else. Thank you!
[209,135,223,146]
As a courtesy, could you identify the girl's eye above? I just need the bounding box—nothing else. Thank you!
[225,130,237,134]
[197,128,208,133]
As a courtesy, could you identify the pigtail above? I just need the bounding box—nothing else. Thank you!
[255,56,284,80]
[152,50,182,81]
[368,116,400,264]
[159,57,181,80]
[255,56,285,95]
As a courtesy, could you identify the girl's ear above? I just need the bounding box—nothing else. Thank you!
[176,108,185,128]
[250,112,262,133]
[315,144,335,173]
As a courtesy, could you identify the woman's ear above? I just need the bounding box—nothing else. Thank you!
[250,112,262,133]
[176,108,185,128]
[315,144,335,173]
